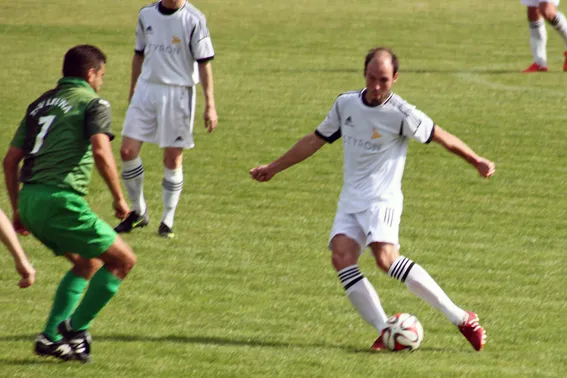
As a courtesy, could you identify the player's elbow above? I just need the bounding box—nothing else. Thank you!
[92,147,110,167]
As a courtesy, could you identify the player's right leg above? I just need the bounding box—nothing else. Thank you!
[522,1,549,72]
[60,236,136,363]
[116,136,150,233]
[329,211,389,350]
[537,1,567,70]
[117,79,158,233]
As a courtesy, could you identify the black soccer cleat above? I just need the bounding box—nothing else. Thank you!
[158,222,174,238]
[114,211,149,233]
[34,333,74,361]
[58,319,92,364]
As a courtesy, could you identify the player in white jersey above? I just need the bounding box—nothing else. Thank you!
[250,48,495,352]
[115,0,218,238]
[520,0,567,72]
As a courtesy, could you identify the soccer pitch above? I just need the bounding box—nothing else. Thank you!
[1,0,566,376]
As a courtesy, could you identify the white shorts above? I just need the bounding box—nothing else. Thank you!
[122,79,196,149]
[328,205,402,254]
[521,0,559,6]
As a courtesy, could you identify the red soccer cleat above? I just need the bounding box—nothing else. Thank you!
[370,332,387,351]
[522,63,548,73]
[563,52,567,71]
[458,311,486,351]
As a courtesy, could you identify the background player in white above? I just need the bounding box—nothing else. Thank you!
[521,0,567,72]
[116,0,218,238]
[250,48,495,351]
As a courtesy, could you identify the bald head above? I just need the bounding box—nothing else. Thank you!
[364,47,399,75]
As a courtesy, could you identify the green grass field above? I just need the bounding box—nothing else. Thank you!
[1,0,567,376]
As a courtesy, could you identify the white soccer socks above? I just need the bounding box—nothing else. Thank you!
[122,157,147,215]
[550,12,567,48]
[389,256,467,326]
[161,167,183,228]
[338,265,388,332]
[529,19,548,67]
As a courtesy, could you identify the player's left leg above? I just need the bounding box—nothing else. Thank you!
[523,2,549,72]
[370,243,486,351]
[160,147,184,238]
[538,1,567,70]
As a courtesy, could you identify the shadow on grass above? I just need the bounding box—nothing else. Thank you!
[266,68,542,74]
[0,358,61,365]
[0,334,461,354]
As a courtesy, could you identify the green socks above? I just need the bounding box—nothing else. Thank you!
[70,268,122,331]
[44,271,88,342]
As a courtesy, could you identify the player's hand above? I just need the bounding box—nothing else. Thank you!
[250,165,277,182]
[113,198,130,219]
[204,106,218,133]
[15,260,35,288]
[475,157,496,178]
[13,212,29,236]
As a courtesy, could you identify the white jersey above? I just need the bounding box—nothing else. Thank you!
[316,90,435,213]
[135,1,215,87]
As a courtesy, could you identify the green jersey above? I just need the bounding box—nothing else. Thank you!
[10,77,114,196]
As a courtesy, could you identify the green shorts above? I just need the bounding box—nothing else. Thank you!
[19,184,117,258]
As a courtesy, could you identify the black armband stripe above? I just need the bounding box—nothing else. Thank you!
[425,125,435,144]
[315,129,341,144]
[197,56,214,64]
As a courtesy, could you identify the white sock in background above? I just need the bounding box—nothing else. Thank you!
[122,157,146,215]
[161,166,183,228]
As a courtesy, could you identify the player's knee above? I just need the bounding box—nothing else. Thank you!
[370,244,398,273]
[331,249,358,271]
[73,258,102,280]
[120,145,137,161]
[539,4,556,21]
[118,247,137,277]
[527,6,542,21]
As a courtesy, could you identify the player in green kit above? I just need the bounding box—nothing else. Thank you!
[3,45,137,363]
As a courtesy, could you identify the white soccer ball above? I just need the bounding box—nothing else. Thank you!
[382,313,424,351]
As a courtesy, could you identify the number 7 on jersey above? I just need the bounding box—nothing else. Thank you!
[31,115,56,154]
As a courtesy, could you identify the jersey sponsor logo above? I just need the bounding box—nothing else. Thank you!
[344,116,354,127]
[372,129,382,139]
[30,97,73,116]
[172,36,181,44]
[146,43,182,55]
[343,135,381,152]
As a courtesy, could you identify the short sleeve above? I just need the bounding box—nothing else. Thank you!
[400,108,435,144]
[135,15,146,52]
[315,99,342,143]
[85,98,114,141]
[190,19,215,62]
[10,117,27,148]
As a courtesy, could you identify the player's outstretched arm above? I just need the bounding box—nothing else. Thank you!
[431,125,495,178]
[0,208,35,288]
[198,61,218,133]
[91,134,130,219]
[250,132,326,182]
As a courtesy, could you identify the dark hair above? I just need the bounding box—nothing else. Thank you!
[364,47,399,75]
[62,44,106,79]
